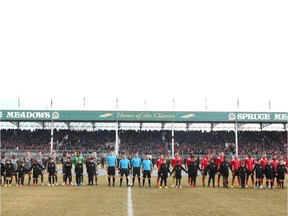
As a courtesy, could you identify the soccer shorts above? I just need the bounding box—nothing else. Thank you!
[143,170,151,178]
[108,166,116,176]
[133,167,140,177]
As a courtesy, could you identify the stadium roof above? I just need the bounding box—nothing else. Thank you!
[0,110,287,131]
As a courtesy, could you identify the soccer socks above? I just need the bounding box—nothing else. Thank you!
[148,179,151,187]
[33,178,38,185]
[120,178,123,187]
[91,177,94,185]
[69,177,72,185]
[48,176,51,184]
[232,178,235,186]
[142,178,145,186]
[138,177,141,186]
[202,176,205,186]
[112,177,115,186]
[157,177,160,186]
[126,178,129,186]
[108,177,111,185]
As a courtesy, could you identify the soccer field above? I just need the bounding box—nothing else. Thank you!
[1,169,287,216]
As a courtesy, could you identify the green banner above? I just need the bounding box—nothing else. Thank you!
[0,110,287,123]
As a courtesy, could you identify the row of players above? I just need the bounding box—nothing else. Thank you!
[104,151,288,189]
[0,150,98,187]
[1,150,287,189]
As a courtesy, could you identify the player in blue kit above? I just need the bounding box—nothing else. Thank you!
[119,154,131,187]
[142,155,153,187]
[131,153,142,187]
[106,151,117,187]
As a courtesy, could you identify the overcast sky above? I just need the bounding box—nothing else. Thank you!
[0,0,287,112]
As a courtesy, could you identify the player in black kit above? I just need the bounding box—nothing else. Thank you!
[159,159,171,189]
[237,162,247,188]
[87,158,96,185]
[4,159,14,187]
[28,158,45,186]
[276,159,287,189]
[265,159,274,189]
[47,157,57,186]
[188,156,201,188]
[75,158,83,186]
[64,157,73,185]
[206,158,217,188]
[16,160,26,187]
[219,156,230,188]
[253,158,263,189]
[170,160,187,188]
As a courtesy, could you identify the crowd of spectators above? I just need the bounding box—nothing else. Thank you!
[1,129,287,157]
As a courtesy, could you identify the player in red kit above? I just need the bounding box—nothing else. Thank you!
[170,153,183,188]
[216,152,225,187]
[230,154,241,188]
[186,153,193,186]
[260,152,268,188]
[244,153,255,187]
[200,154,209,187]
[271,155,279,187]
[156,155,164,187]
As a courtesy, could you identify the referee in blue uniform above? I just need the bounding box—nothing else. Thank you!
[119,154,131,187]
[131,153,142,187]
[106,151,117,186]
[142,155,153,187]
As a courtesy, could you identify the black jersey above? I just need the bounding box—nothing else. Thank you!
[75,163,83,175]
[29,163,45,176]
[160,163,170,176]
[220,161,230,177]
[238,166,247,178]
[254,164,263,176]
[206,162,217,175]
[47,162,57,175]
[87,162,96,175]
[171,164,187,178]
[188,161,200,173]
[17,165,26,177]
[5,163,14,177]
[277,164,287,179]
[64,161,72,175]
[265,164,273,175]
